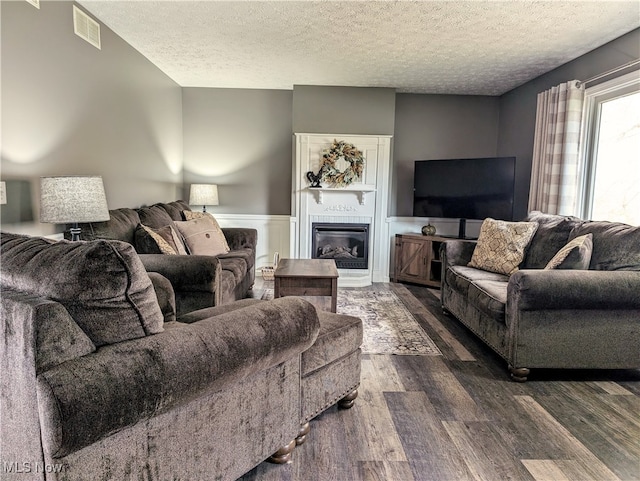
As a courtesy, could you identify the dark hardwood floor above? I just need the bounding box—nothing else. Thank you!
[239,281,640,481]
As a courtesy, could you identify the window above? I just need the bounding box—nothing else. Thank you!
[579,71,640,224]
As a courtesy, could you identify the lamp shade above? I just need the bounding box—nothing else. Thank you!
[189,184,219,207]
[0,181,6,205]
[40,176,110,224]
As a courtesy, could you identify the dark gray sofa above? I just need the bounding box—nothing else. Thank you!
[0,232,363,480]
[72,200,256,315]
[441,211,640,381]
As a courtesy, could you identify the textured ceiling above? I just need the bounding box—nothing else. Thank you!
[77,1,640,95]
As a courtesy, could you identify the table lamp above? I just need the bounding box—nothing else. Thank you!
[189,184,219,212]
[40,176,110,241]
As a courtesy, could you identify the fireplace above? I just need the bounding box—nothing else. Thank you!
[311,223,369,269]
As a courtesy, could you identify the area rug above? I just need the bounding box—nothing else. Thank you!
[262,286,442,356]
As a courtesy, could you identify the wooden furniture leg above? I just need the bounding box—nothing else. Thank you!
[295,422,311,446]
[509,366,530,382]
[267,439,296,464]
[337,389,358,409]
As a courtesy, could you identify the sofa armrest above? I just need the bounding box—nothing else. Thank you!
[508,269,640,311]
[2,289,96,468]
[441,239,477,267]
[138,254,220,293]
[223,227,257,251]
[36,297,320,458]
[147,272,176,323]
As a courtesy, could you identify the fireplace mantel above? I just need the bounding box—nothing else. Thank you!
[306,185,376,205]
[292,134,392,287]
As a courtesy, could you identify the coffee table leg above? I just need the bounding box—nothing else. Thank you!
[274,277,281,299]
[331,278,337,313]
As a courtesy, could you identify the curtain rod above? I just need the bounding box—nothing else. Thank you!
[580,59,640,86]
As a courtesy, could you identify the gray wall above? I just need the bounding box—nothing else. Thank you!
[392,94,500,216]
[293,85,396,135]
[182,88,293,215]
[498,28,640,220]
[0,1,183,235]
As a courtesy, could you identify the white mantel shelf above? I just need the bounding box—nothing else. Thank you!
[306,185,376,205]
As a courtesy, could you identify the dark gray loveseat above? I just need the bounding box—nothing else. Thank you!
[441,211,640,381]
[73,200,256,315]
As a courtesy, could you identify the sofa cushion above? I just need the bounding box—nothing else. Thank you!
[301,310,363,376]
[218,269,238,304]
[544,234,593,270]
[135,224,188,255]
[569,220,640,271]
[137,204,177,230]
[174,217,230,256]
[75,207,141,244]
[0,233,164,346]
[219,257,248,283]
[182,210,231,252]
[468,218,538,275]
[467,280,508,322]
[445,265,509,297]
[160,200,191,221]
[522,211,584,268]
[218,248,255,271]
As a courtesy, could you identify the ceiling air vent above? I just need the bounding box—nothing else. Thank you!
[73,5,101,50]
[25,0,40,9]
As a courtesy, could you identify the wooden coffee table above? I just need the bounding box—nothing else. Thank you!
[273,259,339,313]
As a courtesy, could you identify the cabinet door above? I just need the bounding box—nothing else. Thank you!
[395,237,429,282]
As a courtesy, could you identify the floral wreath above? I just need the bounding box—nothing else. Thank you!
[319,140,365,187]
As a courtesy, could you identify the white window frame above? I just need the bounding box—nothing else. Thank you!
[577,70,640,220]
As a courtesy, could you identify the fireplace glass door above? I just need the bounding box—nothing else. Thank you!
[311,223,369,269]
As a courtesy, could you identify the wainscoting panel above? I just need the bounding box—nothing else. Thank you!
[214,214,292,269]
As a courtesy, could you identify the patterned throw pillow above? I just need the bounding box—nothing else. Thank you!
[174,217,230,256]
[182,210,231,252]
[544,234,593,270]
[468,218,539,275]
[135,224,188,255]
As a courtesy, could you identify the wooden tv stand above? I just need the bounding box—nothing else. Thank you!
[392,234,449,288]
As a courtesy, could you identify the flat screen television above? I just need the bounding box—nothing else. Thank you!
[413,157,516,238]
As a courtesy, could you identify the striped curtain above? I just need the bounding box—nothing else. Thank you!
[528,80,585,215]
